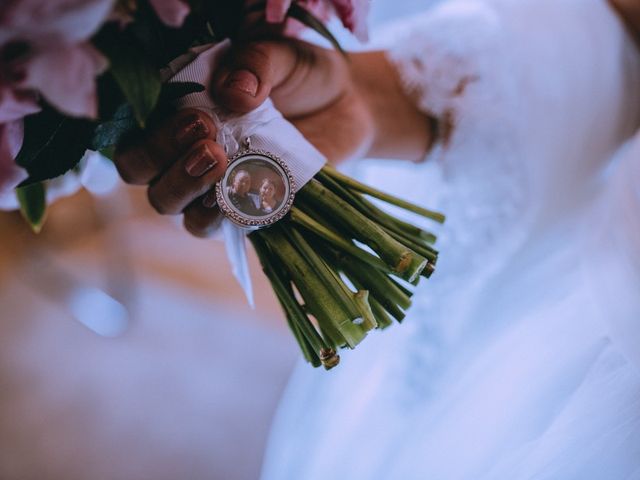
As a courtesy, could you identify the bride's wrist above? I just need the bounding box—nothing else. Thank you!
[349,50,435,162]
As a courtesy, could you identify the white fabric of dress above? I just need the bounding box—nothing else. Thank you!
[260,0,640,478]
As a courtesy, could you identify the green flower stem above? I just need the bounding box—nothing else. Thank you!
[385,228,438,263]
[368,296,394,330]
[286,226,376,332]
[316,169,439,275]
[421,262,436,279]
[252,224,344,371]
[284,305,321,367]
[306,234,409,325]
[344,268,404,329]
[251,233,329,367]
[289,207,390,274]
[261,226,368,349]
[389,277,414,299]
[248,166,444,369]
[327,248,412,322]
[353,192,438,245]
[323,166,446,223]
[317,169,437,244]
[299,179,427,282]
[257,229,340,348]
[296,193,436,284]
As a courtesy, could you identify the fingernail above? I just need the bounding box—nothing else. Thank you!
[224,70,258,96]
[202,190,217,208]
[176,115,210,147]
[185,146,217,177]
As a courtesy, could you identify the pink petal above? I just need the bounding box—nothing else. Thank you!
[0,120,27,198]
[0,87,40,123]
[330,0,369,41]
[0,0,114,44]
[265,0,293,23]
[302,0,332,23]
[149,0,190,27]
[21,43,107,118]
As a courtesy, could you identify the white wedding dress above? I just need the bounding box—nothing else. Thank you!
[260,0,640,478]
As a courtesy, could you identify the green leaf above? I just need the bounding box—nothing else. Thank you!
[99,145,116,161]
[91,103,138,151]
[16,182,47,233]
[15,106,94,185]
[90,82,204,151]
[95,27,162,127]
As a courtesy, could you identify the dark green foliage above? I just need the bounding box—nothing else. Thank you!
[16,182,47,233]
[15,106,95,185]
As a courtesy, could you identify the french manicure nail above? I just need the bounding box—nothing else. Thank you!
[176,115,209,146]
[185,146,217,177]
[225,69,258,96]
[202,190,217,208]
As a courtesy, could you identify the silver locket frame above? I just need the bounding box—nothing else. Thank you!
[215,139,296,229]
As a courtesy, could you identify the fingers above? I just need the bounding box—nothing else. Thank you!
[265,0,292,23]
[147,139,227,215]
[211,41,289,114]
[113,108,217,185]
[211,40,348,118]
[183,199,223,238]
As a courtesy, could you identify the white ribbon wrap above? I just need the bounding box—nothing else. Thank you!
[168,42,326,306]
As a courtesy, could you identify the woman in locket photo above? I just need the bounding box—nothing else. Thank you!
[258,178,278,214]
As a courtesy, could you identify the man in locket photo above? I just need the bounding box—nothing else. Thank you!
[227,169,261,216]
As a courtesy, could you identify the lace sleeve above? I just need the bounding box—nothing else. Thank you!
[382,1,529,269]
[382,0,640,256]
[382,0,640,374]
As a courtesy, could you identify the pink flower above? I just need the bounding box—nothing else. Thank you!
[265,0,370,41]
[0,85,39,123]
[329,0,369,41]
[0,0,112,120]
[0,0,114,45]
[0,120,26,197]
[149,0,190,27]
[20,43,108,118]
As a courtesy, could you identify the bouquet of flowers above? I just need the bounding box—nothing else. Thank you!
[0,0,444,369]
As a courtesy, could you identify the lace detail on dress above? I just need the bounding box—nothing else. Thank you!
[385,2,533,405]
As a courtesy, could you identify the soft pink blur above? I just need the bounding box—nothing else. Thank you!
[0,0,115,194]
[149,0,190,27]
[0,121,26,196]
[265,0,369,41]
[0,0,112,118]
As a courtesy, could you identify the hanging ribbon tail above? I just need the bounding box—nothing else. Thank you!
[222,219,254,308]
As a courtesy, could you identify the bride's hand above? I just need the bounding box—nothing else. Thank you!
[113,40,434,237]
[113,108,227,237]
[211,39,374,162]
[210,39,433,162]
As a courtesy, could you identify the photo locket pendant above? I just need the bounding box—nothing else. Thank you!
[215,137,296,230]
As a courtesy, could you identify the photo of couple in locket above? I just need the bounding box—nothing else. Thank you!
[225,162,286,218]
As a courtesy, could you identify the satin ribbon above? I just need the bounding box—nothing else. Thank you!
[168,42,326,306]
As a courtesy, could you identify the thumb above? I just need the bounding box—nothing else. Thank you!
[211,40,348,118]
[211,40,298,114]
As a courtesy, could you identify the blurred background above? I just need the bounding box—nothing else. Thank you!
[0,1,441,479]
